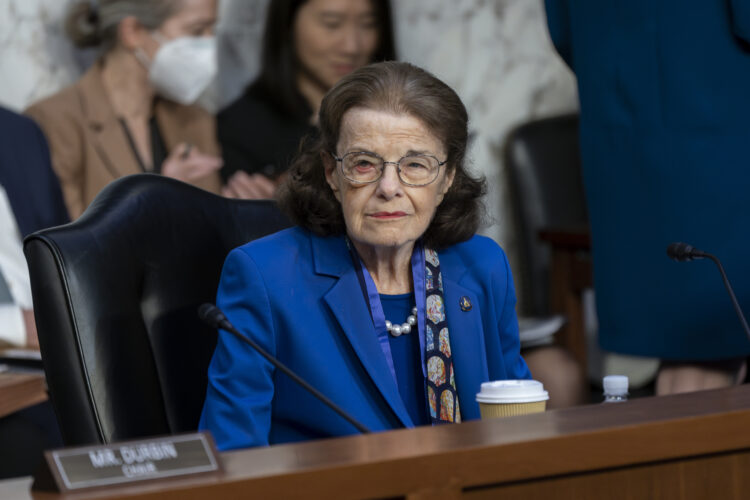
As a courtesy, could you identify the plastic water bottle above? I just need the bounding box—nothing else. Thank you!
[602,375,629,403]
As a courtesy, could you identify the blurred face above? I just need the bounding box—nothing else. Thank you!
[140,0,218,58]
[294,0,380,93]
[325,108,455,254]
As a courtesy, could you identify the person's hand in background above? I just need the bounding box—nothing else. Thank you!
[162,142,223,184]
[222,170,277,199]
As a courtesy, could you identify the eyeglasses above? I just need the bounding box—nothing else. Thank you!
[331,151,447,187]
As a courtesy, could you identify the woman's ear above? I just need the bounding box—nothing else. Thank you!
[322,151,341,201]
[437,166,456,203]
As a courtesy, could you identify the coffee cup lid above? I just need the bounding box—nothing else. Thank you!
[475,379,549,404]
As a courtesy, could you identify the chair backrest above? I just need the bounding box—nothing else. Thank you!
[24,174,291,446]
[505,113,587,317]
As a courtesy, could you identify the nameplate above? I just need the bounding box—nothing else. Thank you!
[33,432,222,492]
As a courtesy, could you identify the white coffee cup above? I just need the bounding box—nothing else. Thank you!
[476,380,549,419]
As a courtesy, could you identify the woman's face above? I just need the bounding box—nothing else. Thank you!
[325,108,455,254]
[140,0,218,58]
[294,0,380,92]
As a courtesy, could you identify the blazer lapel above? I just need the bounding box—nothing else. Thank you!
[312,234,413,428]
[442,277,489,422]
[77,63,143,179]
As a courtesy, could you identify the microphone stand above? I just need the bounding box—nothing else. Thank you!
[667,243,750,343]
[703,253,750,343]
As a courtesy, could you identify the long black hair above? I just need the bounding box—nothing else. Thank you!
[253,0,397,119]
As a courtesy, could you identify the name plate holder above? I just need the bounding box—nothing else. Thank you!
[32,431,222,493]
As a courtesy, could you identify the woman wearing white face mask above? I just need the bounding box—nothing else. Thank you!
[25,0,223,219]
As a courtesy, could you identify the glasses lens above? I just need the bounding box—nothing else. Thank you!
[398,155,439,185]
[342,153,382,182]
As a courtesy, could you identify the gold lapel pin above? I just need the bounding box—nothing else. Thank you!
[460,296,472,311]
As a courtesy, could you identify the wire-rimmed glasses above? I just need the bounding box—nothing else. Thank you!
[331,151,447,186]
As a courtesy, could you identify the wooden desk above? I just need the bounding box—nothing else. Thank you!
[26,384,750,499]
[0,372,47,418]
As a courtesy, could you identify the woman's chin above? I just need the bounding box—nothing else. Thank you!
[354,234,417,253]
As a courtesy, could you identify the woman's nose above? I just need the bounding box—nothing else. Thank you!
[339,25,364,55]
[375,163,402,198]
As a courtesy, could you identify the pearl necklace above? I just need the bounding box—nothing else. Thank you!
[386,307,418,337]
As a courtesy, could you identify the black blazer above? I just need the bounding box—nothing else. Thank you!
[0,106,68,236]
[217,82,316,182]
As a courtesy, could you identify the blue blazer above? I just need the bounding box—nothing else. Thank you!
[0,107,68,236]
[200,227,530,450]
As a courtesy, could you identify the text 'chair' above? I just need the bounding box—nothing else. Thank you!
[24,174,291,446]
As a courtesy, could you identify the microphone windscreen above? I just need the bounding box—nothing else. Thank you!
[198,303,222,328]
[667,242,694,261]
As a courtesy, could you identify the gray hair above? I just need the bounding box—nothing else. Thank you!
[65,0,183,52]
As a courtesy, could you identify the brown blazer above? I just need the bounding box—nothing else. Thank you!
[25,62,222,219]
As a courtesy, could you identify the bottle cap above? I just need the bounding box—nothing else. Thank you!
[603,375,629,395]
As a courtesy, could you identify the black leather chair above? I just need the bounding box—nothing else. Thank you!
[505,113,587,318]
[23,174,291,446]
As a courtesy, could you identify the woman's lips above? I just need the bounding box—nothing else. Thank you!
[369,211,407,219]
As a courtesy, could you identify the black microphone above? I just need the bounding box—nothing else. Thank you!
[666,242,709,262]
[667,242,750,342]
[198,303,370,434]
[198,303,232,331]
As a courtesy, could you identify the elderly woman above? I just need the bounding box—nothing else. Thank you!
[200,61,531,450]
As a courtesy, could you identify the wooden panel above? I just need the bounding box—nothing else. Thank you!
[0,372,46,417]
[465,450,750,500]
[25,386,750,500]
[14,386,750,500]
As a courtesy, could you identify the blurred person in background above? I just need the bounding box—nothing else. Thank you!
[545,0,750,394]
[0,106,66,478]
[0,106,69,349]
[218,0,396,199]
[25,0,223,219]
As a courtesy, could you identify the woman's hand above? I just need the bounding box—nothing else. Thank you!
[222,170,277,199]
[162,143,223,183]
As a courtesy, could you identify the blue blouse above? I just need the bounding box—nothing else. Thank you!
[380,293,430,426]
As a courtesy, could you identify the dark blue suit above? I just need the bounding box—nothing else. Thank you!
[0,106,65,478]
[200,227,530,450]
[546,0,750,359]
[0,106,68,235]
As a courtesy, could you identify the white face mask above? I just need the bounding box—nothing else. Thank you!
[137,35,217,105]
